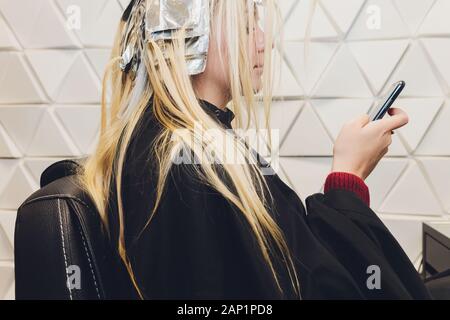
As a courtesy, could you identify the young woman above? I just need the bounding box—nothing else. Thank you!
[78,0,430,299]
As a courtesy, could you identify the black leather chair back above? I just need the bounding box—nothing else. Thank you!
[15,159,137,300]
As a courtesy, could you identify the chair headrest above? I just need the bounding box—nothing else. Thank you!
[40,158,86,188]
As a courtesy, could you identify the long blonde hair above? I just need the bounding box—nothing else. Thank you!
[78,0,302,299]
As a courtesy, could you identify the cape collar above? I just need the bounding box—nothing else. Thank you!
[199,99,235,129]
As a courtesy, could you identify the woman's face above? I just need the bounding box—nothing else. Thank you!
[194,4,269,100]
[250,23,267,93]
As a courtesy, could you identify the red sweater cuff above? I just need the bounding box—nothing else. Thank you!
[324,172,370,206]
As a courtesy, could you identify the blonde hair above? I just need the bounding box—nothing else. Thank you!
[78,0,303,299]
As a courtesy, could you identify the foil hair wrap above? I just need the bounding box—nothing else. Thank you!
[145,0,210,75]
[120,0,211,76]
[120,0,263,75]
[118,0,263,119]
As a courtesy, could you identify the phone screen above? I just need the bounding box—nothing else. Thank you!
[368,81,405,121]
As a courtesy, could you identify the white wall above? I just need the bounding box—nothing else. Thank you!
[1,0,450,299]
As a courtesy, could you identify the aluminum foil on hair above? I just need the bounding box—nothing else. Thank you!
[120,0,147,75]
[121,0,266,76]
[117,0,264,120]
[144,0,211,75]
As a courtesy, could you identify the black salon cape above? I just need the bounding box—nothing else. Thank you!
[108,99,431,300]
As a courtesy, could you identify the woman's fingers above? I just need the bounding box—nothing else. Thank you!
[385,108,409,130]
[369,107,409,132]
[388,107,408,118]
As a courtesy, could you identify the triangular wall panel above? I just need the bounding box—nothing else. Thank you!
[26,50,103,104]
[0,106,45,153]
[0,15,20,49]
[380,162,443,215]
[0,210,16,260]
[416,101,450,155]
[26,50,78,101]
[387,42,443,97]
[419,0,450,36]
[392,98,443,152]
[55,53,102,103]
[313,98,373,139]
[85,49,111,80]
[263,100,304,146]
[55,105,101,155]
[0,159,18,193]
[0,52,47,103]
[394,0,436,35]
[0,262,14,300]
[284,41,339,95]
[321,0,365,36]
[366,158,409,210]
[348,40,409,94]
[0,125,20,157]
[26,110,80,157]
[313,44,373,97]
[283,0,339,41]
[422,38,450,92]
[0,0,80,48]
[0,164,37,209]
[272,55,305,97]
[381,217,424,262]
[281,103,334,156]
[280,157,332,201]
[419,157,450,213]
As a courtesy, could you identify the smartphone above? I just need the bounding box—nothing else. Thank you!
[369,81,406,121]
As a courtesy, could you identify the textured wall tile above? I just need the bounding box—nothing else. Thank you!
[313,45,373,98]
[388,42,444,97]
[0,0,80,48]
[281,103,334,156]
[0,262,14,300]
[419,0,450,36]
[348,40,409,94]
[380,162,443,215]
[0,52,47,103]
[416,101,450,155]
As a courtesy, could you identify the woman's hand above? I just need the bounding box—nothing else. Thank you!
[331,108,409,181]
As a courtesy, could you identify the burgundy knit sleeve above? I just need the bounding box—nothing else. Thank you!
[324,172,370,206]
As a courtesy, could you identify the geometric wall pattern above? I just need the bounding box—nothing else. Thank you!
[1,0,450,299]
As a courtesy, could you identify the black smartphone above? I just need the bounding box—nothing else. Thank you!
[369,81,406,121]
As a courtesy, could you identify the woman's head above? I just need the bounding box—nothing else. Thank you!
[192,0,271,107]
[80,0,300,299]
[115,0,280,126]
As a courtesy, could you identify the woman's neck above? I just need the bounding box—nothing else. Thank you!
[192,77,230,110]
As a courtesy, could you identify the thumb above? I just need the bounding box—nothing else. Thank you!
[383,108,409,131]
